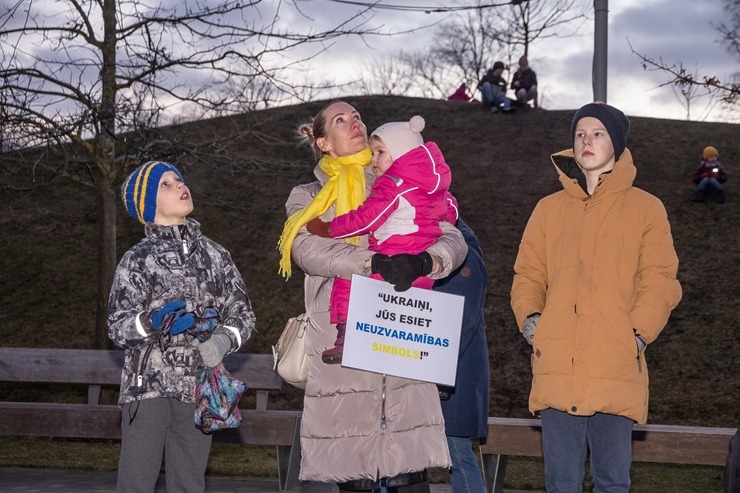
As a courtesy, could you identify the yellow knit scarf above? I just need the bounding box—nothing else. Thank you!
[278,147,373,279]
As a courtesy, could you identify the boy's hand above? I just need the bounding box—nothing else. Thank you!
[306,217,331,238]
[195,333,232,367]
[150,300,194,334]
[522,313,540,345]
[168,313,195,335]
[635,334,647,354]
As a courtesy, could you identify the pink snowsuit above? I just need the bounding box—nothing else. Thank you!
[328,141,458,323]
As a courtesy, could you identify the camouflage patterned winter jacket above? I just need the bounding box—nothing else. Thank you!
[108,218,255,406]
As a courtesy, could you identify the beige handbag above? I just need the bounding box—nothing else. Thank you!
[272,313,309,389]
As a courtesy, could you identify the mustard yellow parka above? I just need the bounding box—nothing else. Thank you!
[511,148,682,424]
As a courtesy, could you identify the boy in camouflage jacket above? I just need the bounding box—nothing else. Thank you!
[108,160,255,493]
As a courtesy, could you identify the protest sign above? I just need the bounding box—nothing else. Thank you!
[342,274,464,386]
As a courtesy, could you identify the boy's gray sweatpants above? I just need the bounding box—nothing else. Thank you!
[117,397,212,493]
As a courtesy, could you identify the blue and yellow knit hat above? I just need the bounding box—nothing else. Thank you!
[121,161,184,224]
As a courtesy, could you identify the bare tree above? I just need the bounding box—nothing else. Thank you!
[0,0,383,348]
[358,55,415,96]
[496,0,590,61]
[431,2,505,88]
[630,0,740,121]
[716,0,740,60]
[390,0,590,101]
[398,51,464,100]
[666,62,722,121]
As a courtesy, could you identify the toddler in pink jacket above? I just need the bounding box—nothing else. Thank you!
[307,115,458,364]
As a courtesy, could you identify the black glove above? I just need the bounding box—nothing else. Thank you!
[371,252,433,292]
[437,384,453,401]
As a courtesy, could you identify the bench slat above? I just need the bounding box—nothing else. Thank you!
[484,417,543,457]
[0,348,123,385]
[632,426,736,466]
[218,410,303,446]
[0,402,301,446]
[0,347,282,390]
[0,402,122,439]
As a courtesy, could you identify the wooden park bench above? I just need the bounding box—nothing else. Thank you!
[7,347,735,492]
[0,347,302,491]
[480,416,738,493]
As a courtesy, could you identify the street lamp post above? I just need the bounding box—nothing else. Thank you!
[593,0,609,102]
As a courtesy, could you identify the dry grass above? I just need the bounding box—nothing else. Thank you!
[1,96,738,490]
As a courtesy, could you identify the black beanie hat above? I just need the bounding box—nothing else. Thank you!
[571,102,630,160]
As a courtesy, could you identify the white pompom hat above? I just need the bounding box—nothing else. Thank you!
[371,115,425,161]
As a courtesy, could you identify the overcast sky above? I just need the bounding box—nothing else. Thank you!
[296,0,735,122]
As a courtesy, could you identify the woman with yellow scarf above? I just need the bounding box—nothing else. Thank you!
[278,101,468,493]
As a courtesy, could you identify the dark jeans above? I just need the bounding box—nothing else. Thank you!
[447,436,486,493]
[693,177,726,202]
[540,409,633,493]
[479,82,512,110]
[696,177,724,193]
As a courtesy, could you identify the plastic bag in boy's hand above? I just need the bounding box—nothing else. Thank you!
[306,217,331,238]
[371,252,433,292]
[194,363,247,434]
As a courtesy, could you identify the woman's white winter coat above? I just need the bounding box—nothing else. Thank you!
[286,166,467,483]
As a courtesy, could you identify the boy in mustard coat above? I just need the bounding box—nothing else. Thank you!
[511,102,682,492]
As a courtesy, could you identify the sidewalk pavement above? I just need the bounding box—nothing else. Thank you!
[0,467,450,492]
[0,467,538,492]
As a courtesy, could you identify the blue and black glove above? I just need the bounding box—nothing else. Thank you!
[150,301,194,335]
[371,252,434,292]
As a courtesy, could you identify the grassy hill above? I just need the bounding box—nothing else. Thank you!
[1,95,738,489]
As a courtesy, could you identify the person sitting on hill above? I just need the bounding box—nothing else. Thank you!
[691,146,728,203]
[511,55,538,109]
[447,83,474,102]
[477,61,515,114]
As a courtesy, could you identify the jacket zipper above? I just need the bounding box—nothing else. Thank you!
[179,225,190,257]
[134,342,154,395]
[129,342,155,424]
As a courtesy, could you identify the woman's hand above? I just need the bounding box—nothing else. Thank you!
[371,252,433,292]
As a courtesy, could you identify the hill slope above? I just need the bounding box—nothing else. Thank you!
[1,95,738,425]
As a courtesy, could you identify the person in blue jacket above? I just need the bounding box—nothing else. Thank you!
[434,218,490,493]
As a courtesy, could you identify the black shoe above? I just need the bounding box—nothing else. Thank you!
[502,107,516,114]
